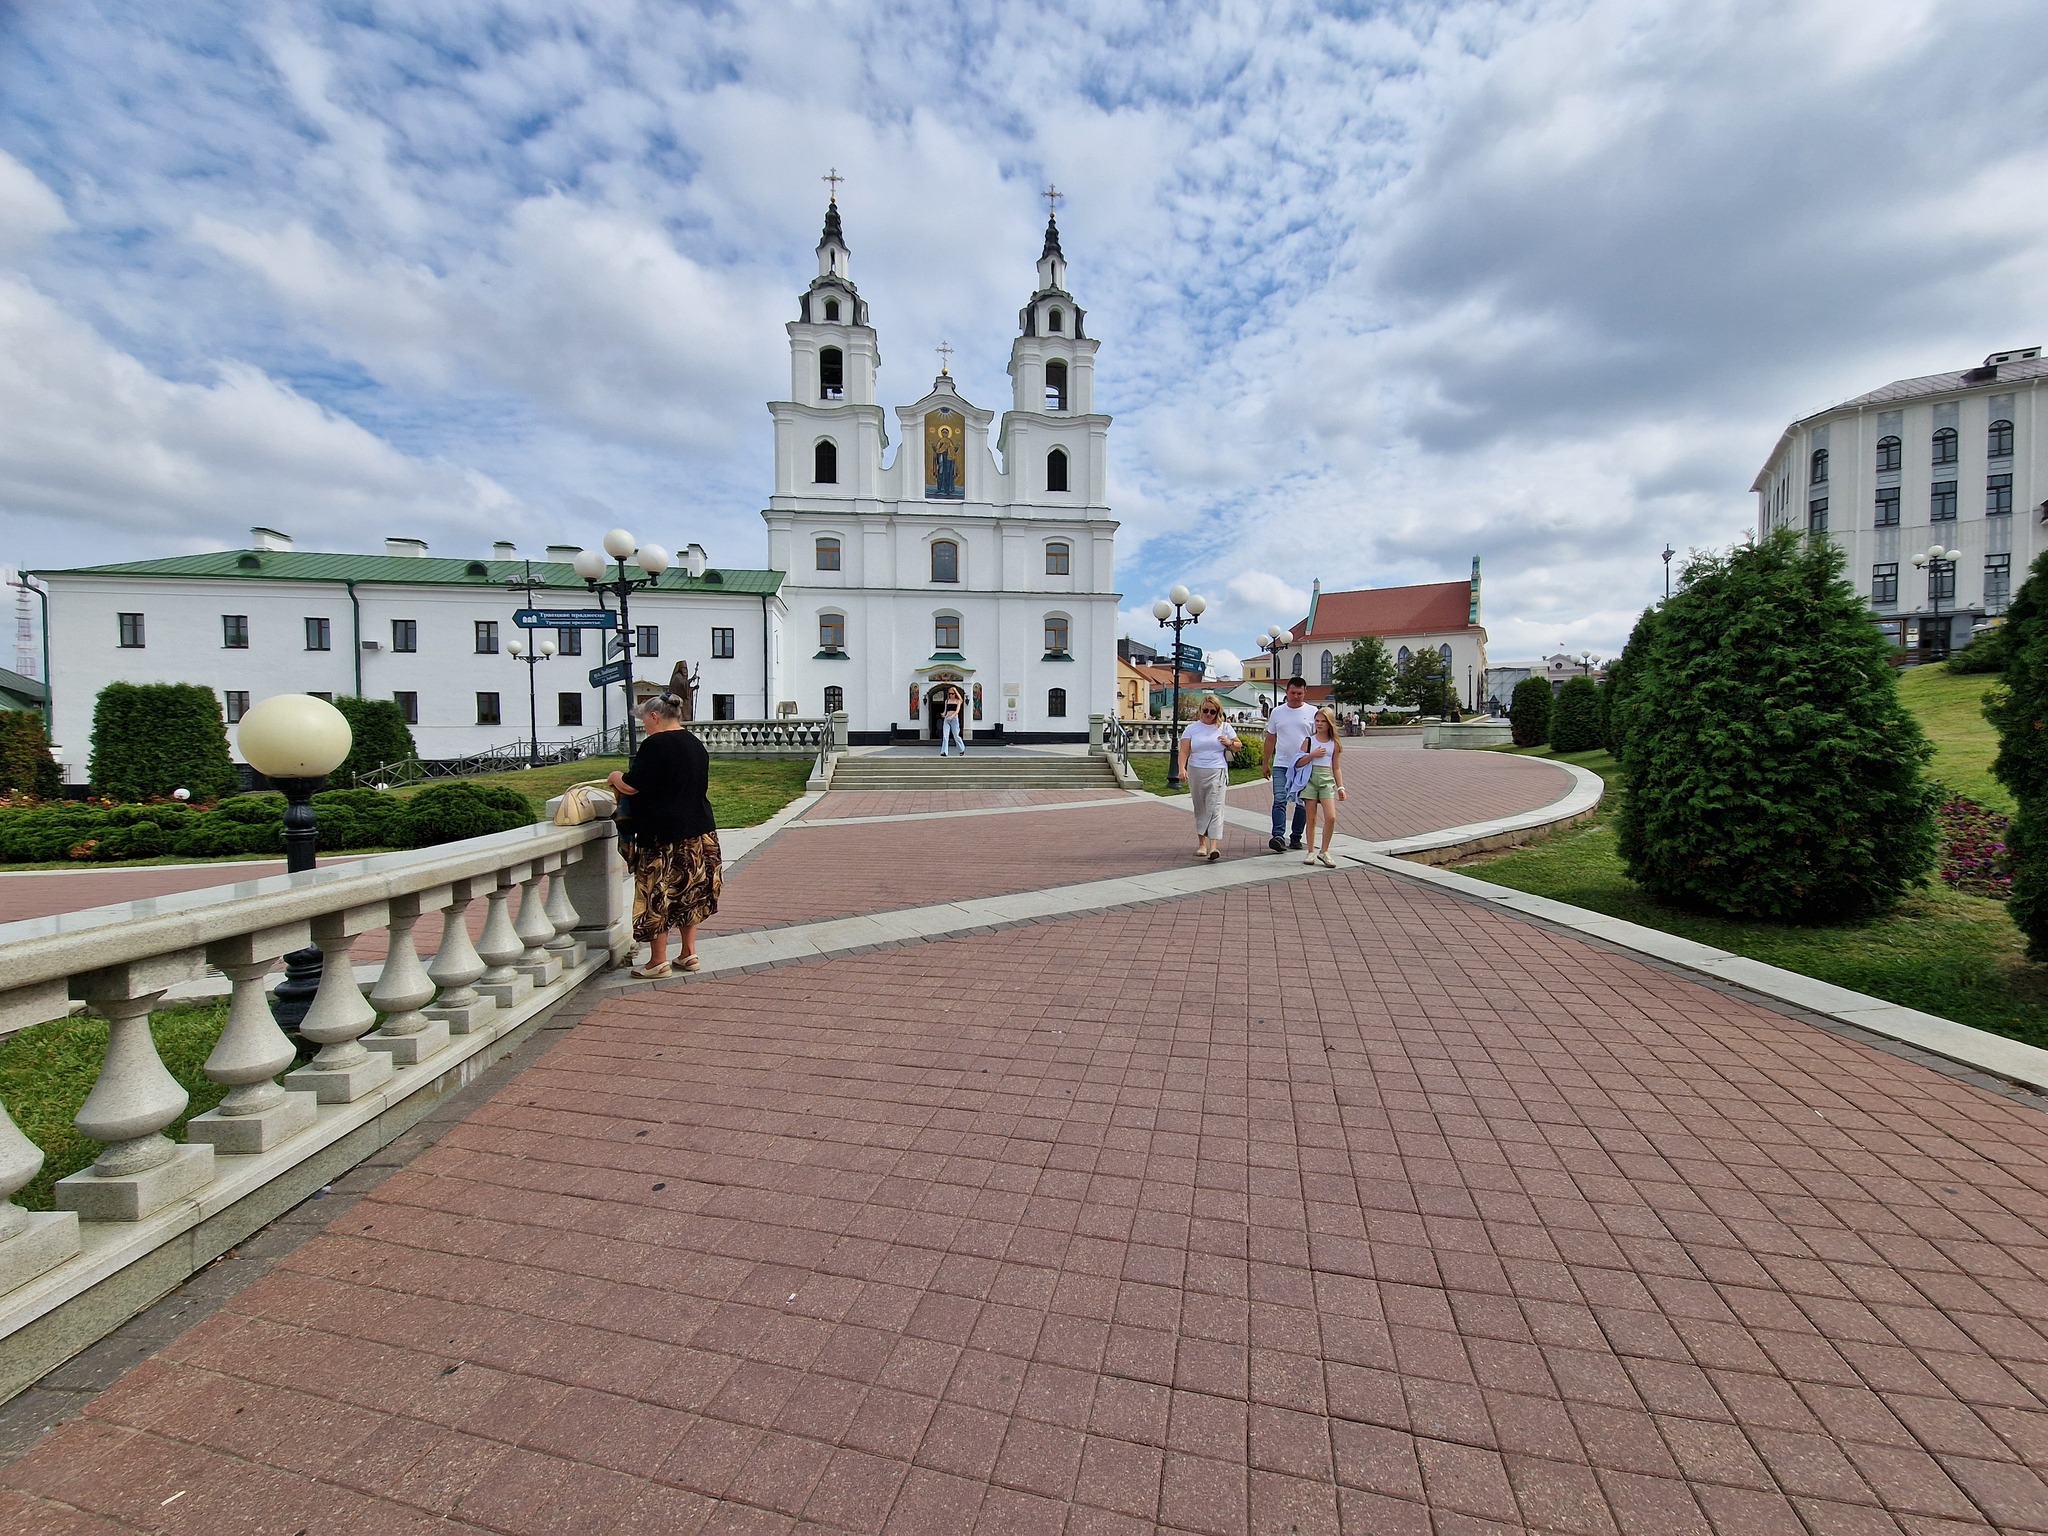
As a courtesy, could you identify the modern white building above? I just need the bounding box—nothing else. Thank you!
[1753,346,2045,660]
[764,197,1118,742]
[34,531,785,781]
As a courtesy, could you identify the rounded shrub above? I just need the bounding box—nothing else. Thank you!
[1615,529,1937,921]
[1550,677,1603,754]
[1509,677,1552,747]
[332,697,418,785]
[1948,626,2007,675]
[401,783,535,846]
[0,713,62,798]
[88,682,236,802]
[1986,549,2048,958]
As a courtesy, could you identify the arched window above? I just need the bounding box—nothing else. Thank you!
[1439,644,1453,669]
[1290,653,1303,679]
[1397,645,1412,666]
[931,540,959,583]
[814,536,841,571]
[1876,436,1901,472]
[1810,448,1829,484]
[1045,541,1070,575]
[823,298,840,322]
[1320,650,1333,684]
[1047,687,1068,718]
[818,612,845,652]
[1045,616,1070,655]
[824,685,843,713]
[1045,359,1068,411]
[1047,447,1069,492]
[813,440,838,484]
[1990,419,2015,457]
[934,613,961,650]
[1933,427,1958,466]
[819,346,844,401]
[1048,307,1063,334]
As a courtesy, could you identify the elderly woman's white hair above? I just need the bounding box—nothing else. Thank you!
[638,693,685,723]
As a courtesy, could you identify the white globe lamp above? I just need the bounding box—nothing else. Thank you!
[1186,594,1208,616]
[508,637,526,658]
[1169,584,1190,606]
[571,548,606,581]
[1152,600,1173,621]
[237,693,352,785]
[635,542,671,576]
[539,638,557,658]
[601,527,638,561]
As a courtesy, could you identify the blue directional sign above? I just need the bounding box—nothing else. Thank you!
[1172,644,1205,672]
[516,608,617,630]
[587,660,629,688]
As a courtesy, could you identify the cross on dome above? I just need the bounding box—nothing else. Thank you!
[936,341,954,375]
[822,167,844,201]
[1041,184,1062,215]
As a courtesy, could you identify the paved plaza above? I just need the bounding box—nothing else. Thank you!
[3,750,2048,1533]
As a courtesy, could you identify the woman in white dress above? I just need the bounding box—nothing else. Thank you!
[1178,694,1240,863]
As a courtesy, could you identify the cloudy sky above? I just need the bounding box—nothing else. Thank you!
[3,1,2046,667]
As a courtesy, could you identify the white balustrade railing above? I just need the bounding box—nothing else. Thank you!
[0,818,629,1360]
[1113,720,1267,755]
[686,717,829,755]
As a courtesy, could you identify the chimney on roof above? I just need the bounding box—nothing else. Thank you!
[683,542,708,579]
[492,542,517,561]
[545,544,580,563]
[385,537,428,558]
[250,527,293,552]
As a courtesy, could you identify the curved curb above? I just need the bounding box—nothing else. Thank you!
[1366,760,1604,863]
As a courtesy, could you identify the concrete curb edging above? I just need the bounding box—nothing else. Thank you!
[1367,761,1604,862]
[1359,850,2048,1097]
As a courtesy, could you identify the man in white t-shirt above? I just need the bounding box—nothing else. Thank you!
[1262,677,1317,852]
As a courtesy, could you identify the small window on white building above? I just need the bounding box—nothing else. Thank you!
[1045,359,1068,411]
[816,536,842,570]
[1046,541,1070,575]
[1047,447,1069,492]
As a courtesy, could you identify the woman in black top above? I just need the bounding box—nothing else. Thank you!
[607,694,720,977]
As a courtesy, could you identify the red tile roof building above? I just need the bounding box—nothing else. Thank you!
[1274,559,1487,709]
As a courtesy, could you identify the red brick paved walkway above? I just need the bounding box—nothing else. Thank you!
[803,790,1130,821]
[1230,746,1571,842]
[6,772,2048,1533]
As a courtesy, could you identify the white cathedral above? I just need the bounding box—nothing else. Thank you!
[763,196,1118,744]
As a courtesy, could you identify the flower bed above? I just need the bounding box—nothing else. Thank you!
[1936,793,2011,900]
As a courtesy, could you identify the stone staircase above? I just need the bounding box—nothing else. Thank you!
[827,751,1126,791]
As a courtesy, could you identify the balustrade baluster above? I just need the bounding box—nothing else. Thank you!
[284,904,395,1104]
[365,891,453,1066]
[427,880,492,1032]
[0,1099,78,1287]
[513,864,563,985]
[475,868,535,1006]
[188,927,318,1154]
[57,958,215,1221]
[543,858,585,962]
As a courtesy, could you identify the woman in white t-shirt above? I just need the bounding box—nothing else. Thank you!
[1292,706,1348,867]
[1178,694,1241,863]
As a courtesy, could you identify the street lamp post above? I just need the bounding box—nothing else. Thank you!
[1259,626,1289,716]
[1912,543,1963,660]
[1151,585,1207,790]
[1662,544,1676,600]
[236,694,354,1035]
[573,530,670,759]
[506,636,558,768]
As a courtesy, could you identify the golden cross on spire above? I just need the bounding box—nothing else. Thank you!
[822,167,844,200]
[1042,184,1063,216]
[936,341,954,375]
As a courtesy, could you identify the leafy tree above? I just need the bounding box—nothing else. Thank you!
[332,696,418,785]
[1509,676,1552,747]
[1616,529,1936,921]
[1948,625,2007,675]
[1602,607,1659,756]
[1391,647,1457,718]
[1331,637,1394,714]
[0,713,62,798]
[88,682,237,802]
[1987,549,2048,957]
[1550,676,1603,753]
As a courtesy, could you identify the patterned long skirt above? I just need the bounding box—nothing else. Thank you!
[625,831,722,942]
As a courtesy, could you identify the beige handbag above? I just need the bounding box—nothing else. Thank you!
[552,780,618,826]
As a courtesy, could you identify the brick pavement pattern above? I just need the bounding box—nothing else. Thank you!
[803,790,1130,821]
[1230,747,1571,843]
[6,861,2048,1532]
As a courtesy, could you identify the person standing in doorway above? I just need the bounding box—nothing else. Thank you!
[1262,676,1315,852]
[1294,706,1347,867]
[938,686,967,756]
[1178,693,1239,862]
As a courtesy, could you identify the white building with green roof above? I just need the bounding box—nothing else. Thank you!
[34,530,786,780]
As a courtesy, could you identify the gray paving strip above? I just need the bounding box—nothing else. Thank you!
[791,792,1151,828]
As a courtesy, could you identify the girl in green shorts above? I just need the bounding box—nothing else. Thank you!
[1293,706,1347,867]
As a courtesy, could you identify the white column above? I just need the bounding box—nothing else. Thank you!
[513,863,564,986]
[365,889,453,1067]
[56,956,215,1222]
[475,867,535,1007]
[187,925,319,1155]
[426,878,491,1033]
[284,904,396,1104]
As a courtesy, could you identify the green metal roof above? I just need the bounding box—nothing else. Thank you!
[33,549,784,597]
[0,666,46,709]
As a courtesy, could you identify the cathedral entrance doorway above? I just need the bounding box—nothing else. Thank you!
[916,672,972,740]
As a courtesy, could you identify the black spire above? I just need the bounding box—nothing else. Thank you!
[1040,212,1063,262]
[820,197,845,248]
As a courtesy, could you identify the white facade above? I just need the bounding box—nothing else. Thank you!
[766,199,1119,741]
[1754,346,2045,657]
[37,539,785,781]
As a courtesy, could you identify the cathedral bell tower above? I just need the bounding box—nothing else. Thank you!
[771,182,887,502]
[1002,189,1106,507]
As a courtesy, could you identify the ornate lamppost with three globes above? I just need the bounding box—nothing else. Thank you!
[1151,585,1208,790]
[506,634,557,768]
[1913,542,1964,660]
[571,530,670,758]
[1258,626,1290,716]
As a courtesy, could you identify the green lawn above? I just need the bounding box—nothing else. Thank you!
[392,754,810,828]
[1457,763,2047,1047]
[0,1002,229,1210]
[1130,757,1266,797]
[1897,664,2010,810]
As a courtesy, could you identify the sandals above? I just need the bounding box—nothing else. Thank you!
[679,955,703,973]
[1316,852,1337,868]
[1206,850,1222,863]
[630,961,672,979]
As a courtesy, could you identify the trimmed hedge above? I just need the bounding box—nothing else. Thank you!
[1602,607,1658,756]
[1987,548,2048,958]
[0,782,533,864]
[0,713,61,798]
[88,682,236,802]
[1615,529,1937,922]
[1509,676,1551,747]
[334,697,419,786]
[1948,627,2007,675]
[1550,676,1603,754]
